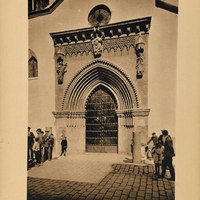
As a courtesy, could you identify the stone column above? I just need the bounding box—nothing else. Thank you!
[132,108,150,163]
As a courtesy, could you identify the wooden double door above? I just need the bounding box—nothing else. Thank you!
[86,86,118,153]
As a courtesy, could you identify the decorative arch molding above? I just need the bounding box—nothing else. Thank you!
[62,59,140,111]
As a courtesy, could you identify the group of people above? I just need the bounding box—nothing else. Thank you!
[27,127,55,167]
[27,127,68,168]
[145,129,175,181]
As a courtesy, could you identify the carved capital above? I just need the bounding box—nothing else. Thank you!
[53,111,86,118]
[132,109,150,117]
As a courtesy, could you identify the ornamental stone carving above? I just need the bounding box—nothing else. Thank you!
[91,27,105,58]
[51,17,151,80]
[135,33,145,79]
[55,36,136,58]
[56,47,67,85]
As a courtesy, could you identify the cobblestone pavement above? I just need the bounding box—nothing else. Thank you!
[27,164,175,200]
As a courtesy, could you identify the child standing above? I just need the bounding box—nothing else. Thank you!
[141,143,147,164]
[152,143,164,176]
[32,137,41,165]
[60,136,68,156]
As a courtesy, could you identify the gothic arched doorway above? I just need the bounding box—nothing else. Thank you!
[86,85,118,153]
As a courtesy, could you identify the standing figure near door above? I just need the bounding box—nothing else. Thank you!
[60,135,68,156]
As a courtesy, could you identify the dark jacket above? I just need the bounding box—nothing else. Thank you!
[48,137,54,147]
[61,139,67,148]
[28,132,35,147]
[163,135,175,157]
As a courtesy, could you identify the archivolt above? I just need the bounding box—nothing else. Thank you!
[62,59,140,111]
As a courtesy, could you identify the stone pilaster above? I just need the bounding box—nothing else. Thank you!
[132,108,150,163]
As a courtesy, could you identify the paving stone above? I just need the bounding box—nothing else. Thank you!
[120,183,128,187]
[70,193,81,200]
[82,191,91,197]
[85,194,96,200]
[90,189,100,195]
[139,186,146,191]
[111,197,120,200]
[137,191,145,197]
[122,189,130,195]
[129,191,136,198]
[120,194,129,200]
[94,193,105,200]
[146,188,152,193]
[114,190,122,196]
[108,187,117,192]
[116,186,125,191]
[160,196,168,200]
[98,188,108,194]
[125,186,131,190]
[153,187,159,192]
[137,197,145,200]
[152,191,159,198]
[104,191,114,199]
[160,190,166,196]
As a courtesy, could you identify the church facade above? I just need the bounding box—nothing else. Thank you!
[29,0,177,163]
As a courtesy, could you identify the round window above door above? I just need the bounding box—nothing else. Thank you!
[88,4,111,26]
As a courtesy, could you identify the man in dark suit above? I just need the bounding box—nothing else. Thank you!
[28,127,35,161]
[160,130,175,181]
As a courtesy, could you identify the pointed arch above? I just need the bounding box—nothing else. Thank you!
[62,59,140,111]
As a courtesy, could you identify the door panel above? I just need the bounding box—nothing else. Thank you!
[86,86,118,153]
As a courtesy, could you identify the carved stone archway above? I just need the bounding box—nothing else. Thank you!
[62,59,140,112]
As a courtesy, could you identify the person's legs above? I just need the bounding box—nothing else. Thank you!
[44,147,48,161]
[158,164,162,175]
[28,147,30,161]
[167,157,175,180]
[161,157,167,178]
[64,147,66,156]
[41,147,45,163]
[155,163,159,175]
[51,147,53,160]
[31,147,34,160]
[60,145,64,156]
[35,151,40,164]
[48,147,51,161]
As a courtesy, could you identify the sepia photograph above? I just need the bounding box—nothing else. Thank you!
[2,1,200,200]
[27,0,178,199]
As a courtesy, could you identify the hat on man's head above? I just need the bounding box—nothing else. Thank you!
[161,129,168,136]
[152,132,156,136]
[28,127,31,130]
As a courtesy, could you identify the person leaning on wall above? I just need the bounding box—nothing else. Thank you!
[28,127,35,161]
